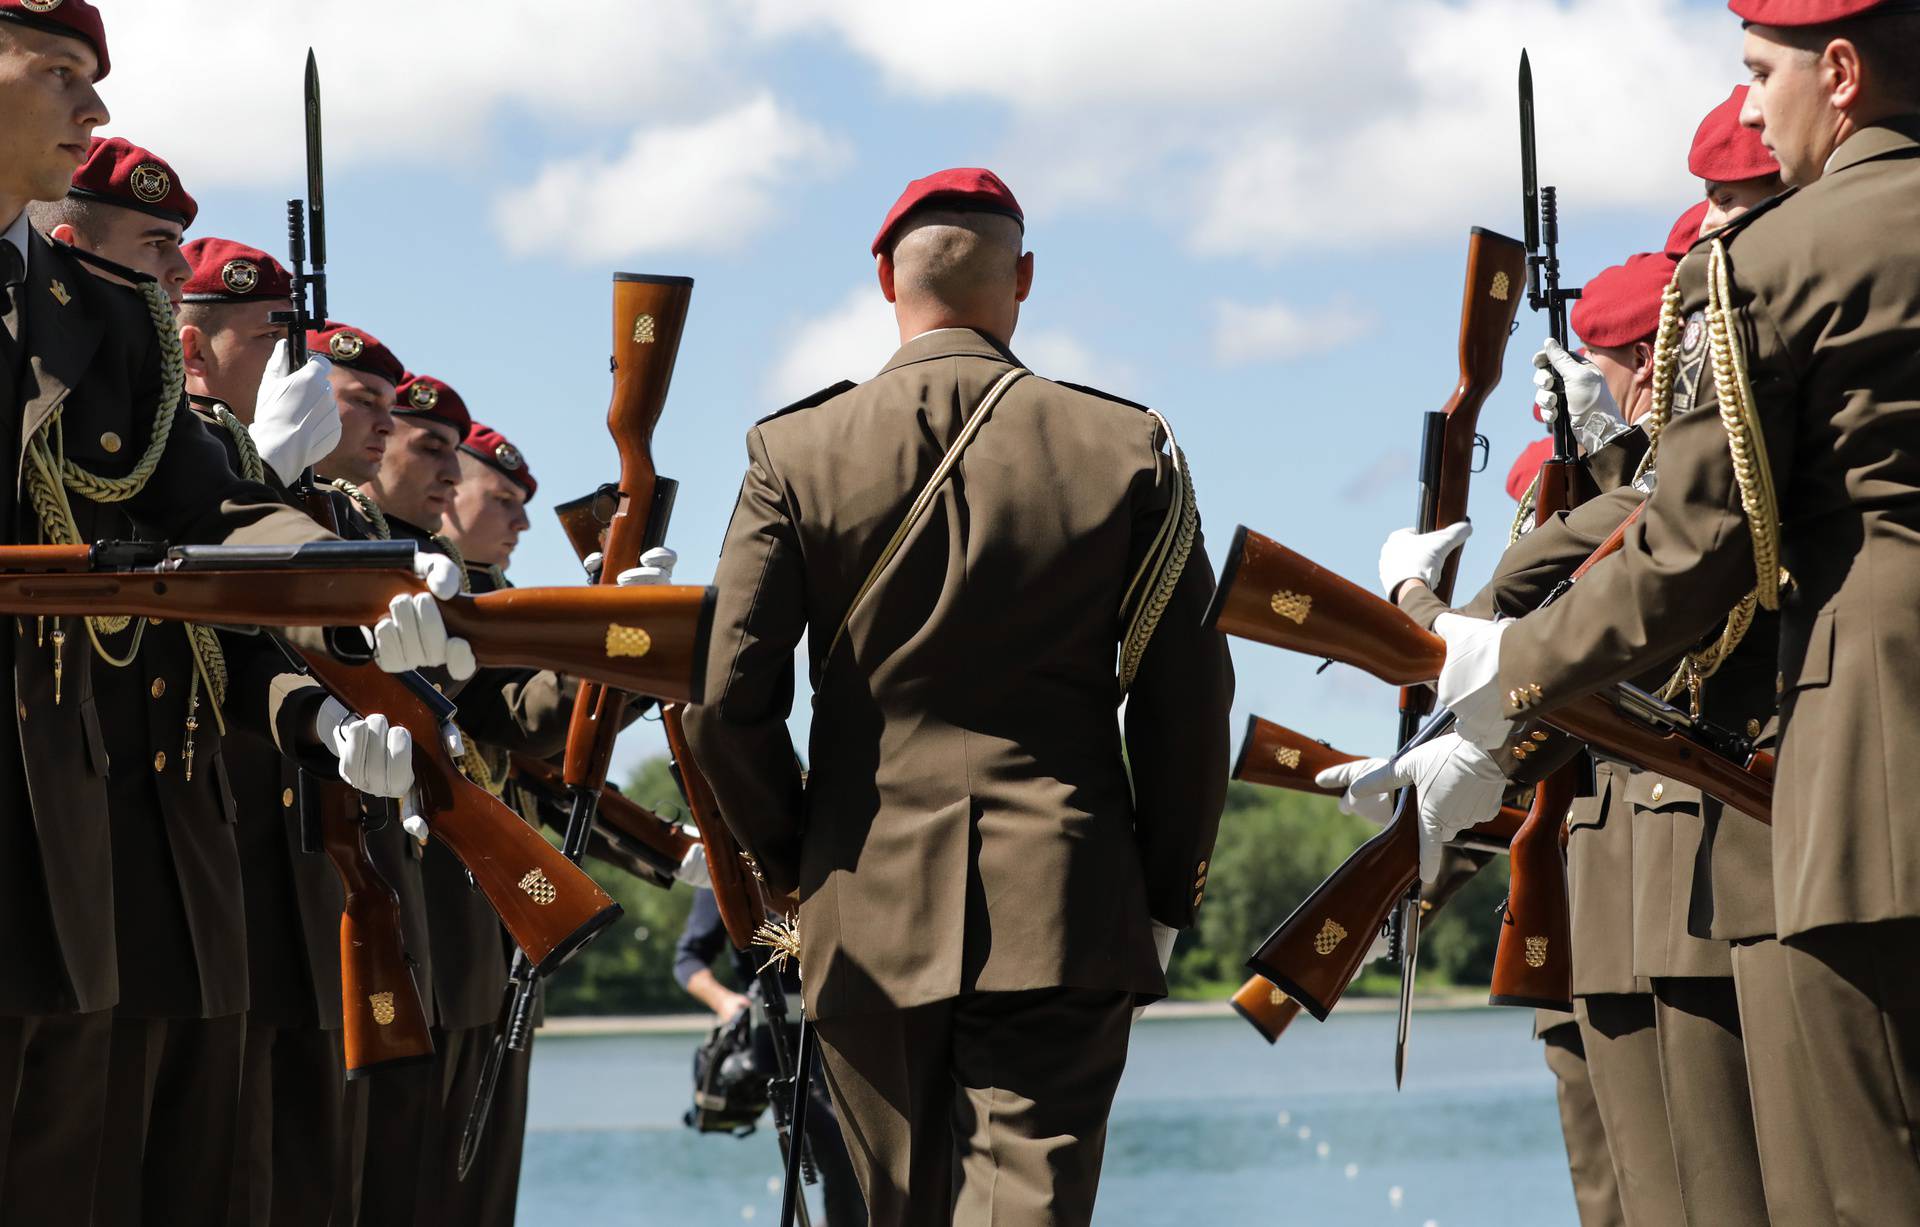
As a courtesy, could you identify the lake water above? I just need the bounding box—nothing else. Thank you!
[518,1007,1578,1226]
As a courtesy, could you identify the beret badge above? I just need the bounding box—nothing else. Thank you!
[494,442,523,471]
[21,0,64,11]
[408,382,440,411]
[329,331,365,362]
[220,259,259,295]
[129,162,170,205]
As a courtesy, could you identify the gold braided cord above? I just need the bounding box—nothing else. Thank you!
[53,281,181,504]
[432,534,472,593]
[329,479,391,540]
[209,406,265,484]
[1655,589,1758,707]
[1704,240,1784,611]
[454,728,504,795]
[1634,272,1687,486]
[1509,472,1539,545]
[1118,410,1198,692]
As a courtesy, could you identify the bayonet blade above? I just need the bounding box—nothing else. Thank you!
[1519,50,1540,256]
[1394,891,1421,1089]
[304,48,328,321]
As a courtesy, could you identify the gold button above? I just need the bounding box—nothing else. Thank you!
[1196,861,1208,876]
[1531,730,1549,743]
[282,788,295,808]
[16,701,25,722]
[1193,891,1204,909]
[153,750,167,773]
[100,431,122,454]
[1776,673,1784,694]
[1746,719,1761,738]
[150,677,166,700]
[1651,782,1665,803]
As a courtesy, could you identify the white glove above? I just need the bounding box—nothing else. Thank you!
[250,338,342,486]
[1533,340,1630,454]
[315,697,414,799]
[365,553,475,680]
[1354,733,1509,882]
[1134,921,1181,1023]
[615,547,678,587]
[675,840,711,889]
[1433,613,1513,747]
[1314,758,1394,827]
[1378,521,1471,600]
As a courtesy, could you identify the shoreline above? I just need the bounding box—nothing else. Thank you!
[538,991,1498,1037]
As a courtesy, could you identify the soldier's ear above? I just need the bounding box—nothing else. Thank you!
[1822,36,1866,110]
[178,324,210,379]
[876,252,897,304]
[1015,250,1034,303]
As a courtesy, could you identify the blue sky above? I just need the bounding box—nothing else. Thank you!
[101,0,1747,779]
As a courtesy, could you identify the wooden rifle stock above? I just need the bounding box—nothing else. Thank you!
[1489,458,1577,1010]
[508,752,694,883]
[317,781,433,1076]
[1230,976,1304,1045]
[297,650,620,974]
[552,485,620,575]
[661,703,768,951]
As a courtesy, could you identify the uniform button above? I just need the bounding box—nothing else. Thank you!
[1746,719,1761,738]
[15,700,25,723]
[150,677,166,700]
[1651,782,1665,803]
[282,788,295,808]
[100,431,122,454]
[153,750,167,773]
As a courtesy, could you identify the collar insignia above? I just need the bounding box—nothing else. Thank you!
[49,279,70,306]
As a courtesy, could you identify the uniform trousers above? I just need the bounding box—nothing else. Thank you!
[0,1009,113,1222]
[1540,1019,1625,1227]
[227,1020,359,1227]
[1728,936,1834,1226]
[815,988,1132,1227]
[429,1023,530,1227]
[1648,977,1767,1226]
[92,1012,248,1227]
[1575,995,1685,1227]
[1779,918,1920,1226]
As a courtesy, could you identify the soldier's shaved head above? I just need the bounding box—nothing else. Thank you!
[878,209,1034,348]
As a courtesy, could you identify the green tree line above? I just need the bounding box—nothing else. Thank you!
[543,759,1509,1016]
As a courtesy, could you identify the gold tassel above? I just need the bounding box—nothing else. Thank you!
[753,915,802,974]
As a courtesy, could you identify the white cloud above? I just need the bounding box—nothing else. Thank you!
[92,0,734,186]
[1212,298,1377,366]
[493,96,847,262]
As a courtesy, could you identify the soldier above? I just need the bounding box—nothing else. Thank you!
[443,421,534,579]
[685,168,1233,1225]
[1409,1,1920,1214]
[311,320,401,487]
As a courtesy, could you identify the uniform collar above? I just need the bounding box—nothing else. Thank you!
[876,326,1021,377]
[1,211,28,266]
[1824,114,1920,178]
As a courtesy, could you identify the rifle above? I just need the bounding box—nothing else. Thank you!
[1490,48,1587,1011]
[458,273,694,1179]
[313,778,434,1075]
[1207,529,1774,1019]
[0,541,715,700]
[508,751,695,890]
[1234,715,1526,856]
[1230,976,1304,1046]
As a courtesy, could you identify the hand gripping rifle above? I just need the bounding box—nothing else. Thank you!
[1489,50,1587,1011]
[457,274,694,1178]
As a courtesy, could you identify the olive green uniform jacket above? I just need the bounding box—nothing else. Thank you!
[687,328,1234,1021]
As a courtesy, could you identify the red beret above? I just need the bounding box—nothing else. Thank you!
[1729,0,1919,24]
[69,136,195,228]
[1665,200,1710,259]
[872,168,1024,256]
[1506,437,1554,502]
[181,238,291,304]
[0,0,109,80]
[1572,253,1676,350]
[392,374,473,437]
[1689,87,1778,184]
[459,422,536,499]
[307,322,404,387]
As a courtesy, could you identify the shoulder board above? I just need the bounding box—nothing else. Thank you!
[1055,381,1152,413]
[1687,187,1798,256]
[56,240,158,286]
[756,380,857,426]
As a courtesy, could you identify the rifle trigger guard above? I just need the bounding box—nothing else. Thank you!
[1471,434,1491,474]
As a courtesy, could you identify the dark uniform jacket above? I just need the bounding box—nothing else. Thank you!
[1496,118,1920,940]
[0,233,332,1017]
[686,328,1234,1020]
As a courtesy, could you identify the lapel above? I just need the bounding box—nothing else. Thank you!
[875,327,1022,378]
[18,231,105,491]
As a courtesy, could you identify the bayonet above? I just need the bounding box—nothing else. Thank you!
[1394,887,1421,1089]
[304,48,327,325]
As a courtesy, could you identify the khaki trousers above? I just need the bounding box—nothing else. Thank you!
[1576,995,1685,1226]
[1781,919,1920,1226]
[92,1012,248,1227]
[1649,977,1767,1226]
[226,1021,359,1227]
[1541,1019,1625,1227]
[816,988,1133,1227]
[0,1009,113,1223]
[1729,936,1834,1227]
